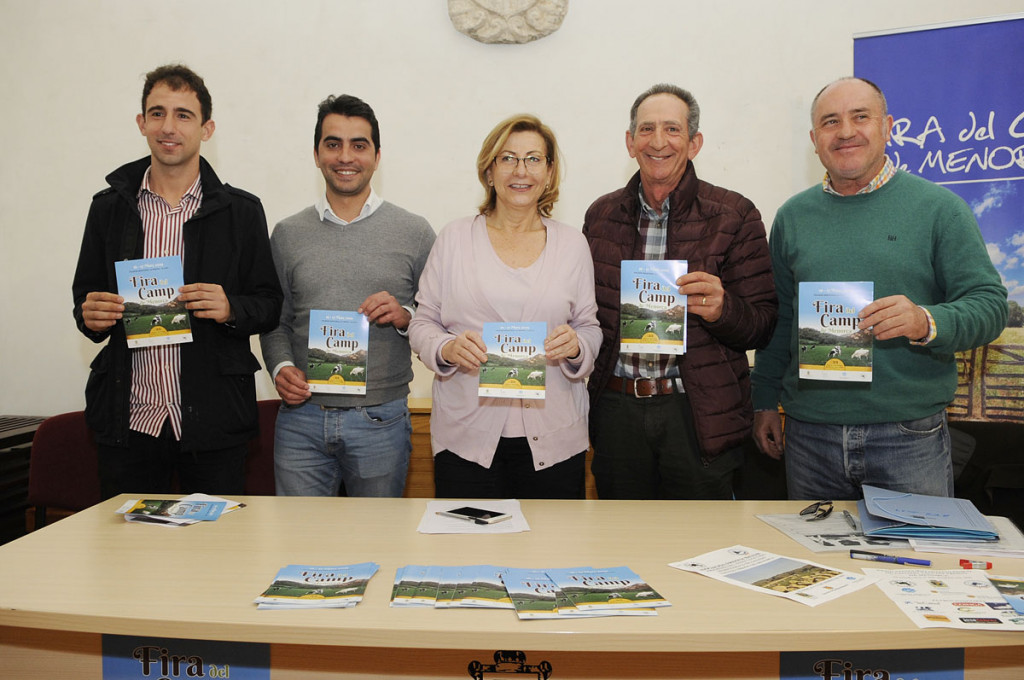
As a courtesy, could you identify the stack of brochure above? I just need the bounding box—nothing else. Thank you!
[506,566,668,619]
[390,564,669,619]
[858,484,999,541]
[254,562,380,609]
[117,497,227,526]
[392,565,513,609]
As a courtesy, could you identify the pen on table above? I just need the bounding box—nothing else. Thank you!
[842,510,857,530]
[849,549,931,567]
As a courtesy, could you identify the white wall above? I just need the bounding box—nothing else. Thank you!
[2,0,1020,416]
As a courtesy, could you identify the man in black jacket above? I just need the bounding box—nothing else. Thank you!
[72,64,282,499]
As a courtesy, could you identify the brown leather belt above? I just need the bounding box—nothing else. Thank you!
[606,376,684,398]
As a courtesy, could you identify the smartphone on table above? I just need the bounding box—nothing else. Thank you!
[436,506,512,524]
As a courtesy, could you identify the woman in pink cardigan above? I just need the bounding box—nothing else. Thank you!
[409,114,601,499]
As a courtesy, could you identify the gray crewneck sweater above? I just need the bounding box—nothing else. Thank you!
[260,201,435,407]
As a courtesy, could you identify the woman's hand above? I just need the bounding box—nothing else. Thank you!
[544,324,580,362]
[440,330,488,369]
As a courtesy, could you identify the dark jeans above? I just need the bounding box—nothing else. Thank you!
[97,421,247,500]
[590,389,742,499]
[434,437,586,499]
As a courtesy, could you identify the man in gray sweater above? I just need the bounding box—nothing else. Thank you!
[260,94,435,496]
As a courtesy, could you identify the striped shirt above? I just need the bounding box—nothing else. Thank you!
[128,168,203,439]
[613,185,681,381]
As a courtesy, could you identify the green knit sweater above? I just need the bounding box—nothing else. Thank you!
[751,170,1007,424]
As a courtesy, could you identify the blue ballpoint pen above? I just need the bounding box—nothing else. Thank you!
[849,549,931,567]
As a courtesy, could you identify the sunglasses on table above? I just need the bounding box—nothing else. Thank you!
[799,500,834,521]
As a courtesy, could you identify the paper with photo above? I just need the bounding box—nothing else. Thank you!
[669,544,876,607]
[866,568,1024,631]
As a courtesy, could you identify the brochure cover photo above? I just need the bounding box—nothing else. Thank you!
[114,256,192,348]
[306,310,369,395]
[479,322,547,400]
[797,281,874,381]
[620,260,688,355]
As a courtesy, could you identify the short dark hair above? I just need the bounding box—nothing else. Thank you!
[314,94,380,151]
[811,77,889,123]
[629,83,700,137]
[141,64,212,123]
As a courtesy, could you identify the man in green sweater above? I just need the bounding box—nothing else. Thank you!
[751,77,1008,500]
[260,94,435,497]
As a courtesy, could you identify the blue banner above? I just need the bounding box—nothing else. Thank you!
[855,16,1024,421]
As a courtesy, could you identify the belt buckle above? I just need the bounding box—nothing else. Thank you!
[633,377,654,398]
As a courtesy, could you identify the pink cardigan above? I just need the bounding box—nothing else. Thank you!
[409,215,601,470]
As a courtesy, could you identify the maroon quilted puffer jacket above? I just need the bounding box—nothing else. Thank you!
[583,164,777,460]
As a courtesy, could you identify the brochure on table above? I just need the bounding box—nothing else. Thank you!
[115,493,242,526]
[669,544,876,607]
[866,568,1024,631]
[391,564,669,619]
[418,499,530,534]
[254,562,379,609]
[859,484,999,541]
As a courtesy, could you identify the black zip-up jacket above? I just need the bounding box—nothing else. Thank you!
[72,156,283,451]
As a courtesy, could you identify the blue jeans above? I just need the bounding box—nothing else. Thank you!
[783,411,952,500]
[273,398,411,497]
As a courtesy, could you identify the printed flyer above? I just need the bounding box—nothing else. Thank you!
[114,256,192,348]
[479,322,547,400]
[620,260,688,354]
[306,310,368,395]
[669,544,876,607]
[797,281,873,381]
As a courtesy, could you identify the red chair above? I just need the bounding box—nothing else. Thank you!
[27,411,101,529]
[244,399,279,495]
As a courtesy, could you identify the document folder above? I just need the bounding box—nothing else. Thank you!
[857,484,999,541]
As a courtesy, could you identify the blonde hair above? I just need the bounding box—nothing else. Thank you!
[476,114,562,217]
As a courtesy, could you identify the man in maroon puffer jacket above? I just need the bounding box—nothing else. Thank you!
[583,83,777,500]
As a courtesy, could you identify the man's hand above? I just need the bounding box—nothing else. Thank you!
[274,365,311,405]
[81,291,125,332]
[179,283,233,324]
[753,410,784,460]
[545,324,580,361]
[678,271,725,323]
[359,291,411,330]
[440,330,488,370]
[859,295,929,342]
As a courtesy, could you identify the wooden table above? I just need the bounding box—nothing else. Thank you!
[2,497,1022,678]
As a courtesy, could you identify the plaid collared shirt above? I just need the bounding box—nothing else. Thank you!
[822,155,897,196]
[128,168,203,440]
[614,185,681,381]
